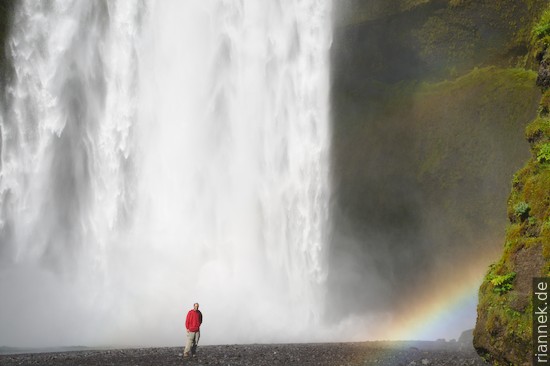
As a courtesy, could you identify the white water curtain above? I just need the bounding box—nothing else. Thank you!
[0,0,332,346]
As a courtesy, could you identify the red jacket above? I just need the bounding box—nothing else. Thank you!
[186,309,202,332]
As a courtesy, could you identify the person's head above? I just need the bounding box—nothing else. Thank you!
[193,303,199,311]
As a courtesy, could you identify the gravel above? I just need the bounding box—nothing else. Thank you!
[0,341,490,365]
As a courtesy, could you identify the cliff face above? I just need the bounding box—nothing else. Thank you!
[329,0,546,319]
[473,7,550,365]
[0,0,16,84]
[331,1,549,360]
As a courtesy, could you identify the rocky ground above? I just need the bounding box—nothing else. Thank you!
[0,341,489,365]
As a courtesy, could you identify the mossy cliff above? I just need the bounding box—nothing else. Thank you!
[329,0,547,322]
[473,7,550,365]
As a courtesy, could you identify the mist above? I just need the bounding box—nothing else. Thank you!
[0,0,543,349]
[0,0,332,347]
[326,0,541,340]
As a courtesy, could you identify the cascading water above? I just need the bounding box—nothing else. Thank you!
[0,1,332,347]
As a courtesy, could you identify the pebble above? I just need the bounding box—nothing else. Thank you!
[0,341,490,366]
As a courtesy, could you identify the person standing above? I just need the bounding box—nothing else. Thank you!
[184,303,203,357]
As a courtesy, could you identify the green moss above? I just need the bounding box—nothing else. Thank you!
[536,142,550,162]
[477,267,533,362]
[525,116,550,142]
[336,0,547,82]
[413,14,478,69]
[506,224,523,243]
[399,0,432,12]
[474,7,550,363]
[418,67,537,94]
[539,91,550,115]
[524,169,550,217]
[412,67,538,191]
[334,3,547,362]
[529,5,550,68]
[532,7,550,44]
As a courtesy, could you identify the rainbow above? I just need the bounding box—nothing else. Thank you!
[369,251,498,341]
[384,275,482,340]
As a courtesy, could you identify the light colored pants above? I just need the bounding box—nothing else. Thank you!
[184,331,200,355]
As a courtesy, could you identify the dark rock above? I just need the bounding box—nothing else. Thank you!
[537,58,550,90]
[0,341,490,366]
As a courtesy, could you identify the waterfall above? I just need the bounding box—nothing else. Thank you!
[0,0,332,347]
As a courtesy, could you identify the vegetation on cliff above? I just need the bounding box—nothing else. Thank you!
[330,0,544,317]
[473,5,550,365]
